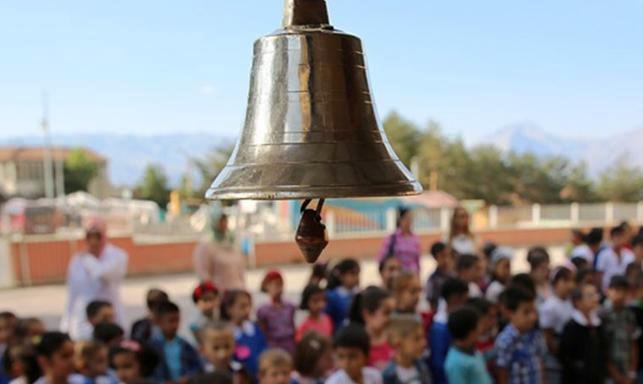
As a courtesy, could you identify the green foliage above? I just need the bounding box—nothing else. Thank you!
[63,149,99,193]
[191,143,236,199]
[597,158,643,202]
[381,111,641,204]
[135,164,171,208]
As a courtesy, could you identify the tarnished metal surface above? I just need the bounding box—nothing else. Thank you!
[206,0,422,200]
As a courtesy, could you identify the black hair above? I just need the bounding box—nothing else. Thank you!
[0,311,16,322]
[220,289,252,321]
[300,284,325,311]
[482,242,498,260]
[448,306,480,340]
[509,273,536,295]
[378,255,398,273]
[526,246,550,269]
[430,241,447,259]
[327,258,360,290]
[396,207,411,227]
[155,301,180,318]
[349,286,391,324]
[3,343,41,383]
[294,331,332,376]
[609,275,629,290]
[466,297,492,315]
[86,300,112,320]
[633,235,643,248]
[551,267,573,286]
[93,322,125,344]
[441,278,469,301]
[309,262,328,284]
[585,227,604,246]
[611,225,626,238]
[501,286,536,311]
[570,257,589,271]
[35,331,71,358]
[332,323,370,356]
[146,288,169,311]
[456,254,479,272]
[188,372,233,384]
[109,343,159,378]
[13,317,43,341]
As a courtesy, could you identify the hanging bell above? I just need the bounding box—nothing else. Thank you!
[205,0,422,201]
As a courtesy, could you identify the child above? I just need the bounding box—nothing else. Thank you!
[34,332,75,384]
[2,343,40,384]
[292,331,333,384]
[257,270,296,355]
[73,341,117,384]
[326,259,361,331]
[538,267,575,384]
[0,312,13,383]
[378,256,401,292]
[131,288,169,343]
[392,272,422,315]
[495,286,546,384]
[13,318,46,344]
[258,349,292,384]
[109,340,159,384]
[466,297,497,376]
[296,285,333,341]
[629,275,643,383]
[190,282,220,342]
[149,301,203,382]
[596,225,635,294]
[93,323,125,348]
[526,246,551,305]
[348,286,395,370]
[559,283,607,384]
[80,301,115,341]
[601,275,640,384]
[382,315,430,384]
[426,241,454,310]
[429,278,469,384]
[485,247,513,303]
[444,307,493,384]
[456,254,483,298]
[326,324,382,384]
[198,321,249,382]
[221,289,267,381]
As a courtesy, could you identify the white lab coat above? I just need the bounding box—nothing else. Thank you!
[60,243,128,339]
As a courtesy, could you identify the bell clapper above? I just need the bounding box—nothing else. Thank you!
[295,198,329,263]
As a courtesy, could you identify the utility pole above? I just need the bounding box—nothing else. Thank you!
[41,91,55,199]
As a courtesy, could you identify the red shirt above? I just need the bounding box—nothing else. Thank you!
[296,314,333,342]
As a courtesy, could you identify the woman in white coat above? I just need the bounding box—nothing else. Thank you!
[60,218,128,340]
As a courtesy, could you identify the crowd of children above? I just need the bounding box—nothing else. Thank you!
[2,219,643,384]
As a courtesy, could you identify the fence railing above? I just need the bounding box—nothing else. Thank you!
[321,202,643,240]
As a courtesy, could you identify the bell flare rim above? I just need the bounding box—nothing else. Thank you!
[205,182,423,201]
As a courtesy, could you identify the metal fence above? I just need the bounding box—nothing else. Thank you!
[324,202,643,239]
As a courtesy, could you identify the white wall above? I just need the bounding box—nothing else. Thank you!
[0,236,15,288]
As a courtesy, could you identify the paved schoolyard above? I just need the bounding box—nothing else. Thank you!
[0,247,565,338]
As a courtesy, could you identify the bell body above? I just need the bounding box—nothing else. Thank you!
[206,23,422,200]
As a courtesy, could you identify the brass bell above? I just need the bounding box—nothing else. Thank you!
[205,0,422,201]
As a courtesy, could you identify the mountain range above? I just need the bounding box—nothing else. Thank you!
[1,124,641,187]
[479,123,643,175]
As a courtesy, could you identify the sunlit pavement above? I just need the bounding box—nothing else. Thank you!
[0,246,565,337]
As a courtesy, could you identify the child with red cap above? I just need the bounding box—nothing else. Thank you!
[257,270,297,355]
[190,281,220,342]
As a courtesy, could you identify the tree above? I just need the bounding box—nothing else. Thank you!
[191,143,236,198]
[596,158,643,202]
[383,111,422,166]
[135,164,171,208]
[63,149,99,193]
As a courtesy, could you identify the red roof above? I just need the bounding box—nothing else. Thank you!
[0,146,106,164]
